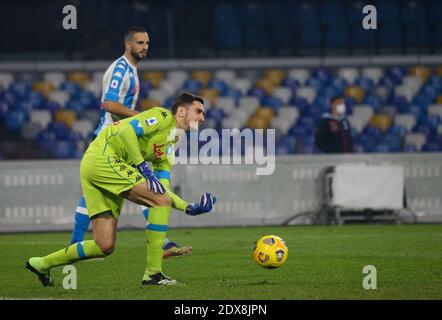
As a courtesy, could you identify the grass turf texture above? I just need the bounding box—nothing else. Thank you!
[0,224,441,300]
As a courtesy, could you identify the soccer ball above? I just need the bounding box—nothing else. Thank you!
[252,235,288,269]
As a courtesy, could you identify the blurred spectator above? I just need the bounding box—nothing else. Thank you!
[314,96,353,153]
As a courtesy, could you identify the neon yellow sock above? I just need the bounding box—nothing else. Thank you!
[143,206,171,280]
[41,240,106,271]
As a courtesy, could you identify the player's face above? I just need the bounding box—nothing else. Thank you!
[184,101,205,131]
[128,32,149,61]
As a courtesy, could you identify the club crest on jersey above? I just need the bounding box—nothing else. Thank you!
[145,117,157,126]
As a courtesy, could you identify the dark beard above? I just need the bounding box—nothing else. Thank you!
[130,49,142,62]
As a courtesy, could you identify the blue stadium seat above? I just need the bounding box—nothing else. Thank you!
[67,131,82,144]
[406,21,430,48]
[16,101,34,114]
[321,1,345,24]
[261,96,284,112]
[298,116,315,129]
[45,101,61,115]
[404,144,417,152]
[240,3,265,27]
[363,95,383,111]
[305,77,324,91]
[208,79,229,96]
[0,101,9,119]
[183,80,202,94]
[5,110,28,130]
[29,92,45,109]
[296,1,319,24]
[163,96,174,109]
[388,125,407,137]
[226,88,242,105]
[247,88,266,99]
[363,126,382,140]
[277,135,296,154]
[332,78,348,92]
[47,122,70,140]
[375,143,392,153]
[298,23,320,49]
[214,3,239,27]
[402,0,426,22]
[427,76,442,92]
[320,86,341,100]
[216,26,242,50]
[37,131,57,152]
[139,81,151,99]
[313,68,333,85]
[65,100,85,115]
[243,27,269,51]
[325,24,349,49]
[281,78,300,91]
[355,78,374,92]
[392,96,410,113]
[347,1,371,23]
[287,124,311,138]
[378,0,400,23]
[351,26,375,49]
[289,96,309,115]
[52,140,75,159]
[429,1,442,23]
[79,90,99,110]
[386,67,406,83]
[268,1,298,27]
[9,81,31,100]
[60,82,81,100]
[271,25,294,52]
[422,142,440,152]
[379,23,402,48]
[206,108,225,122]
[434,23,442,47]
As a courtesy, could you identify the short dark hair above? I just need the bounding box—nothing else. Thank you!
[171,92,204,114]
[125,26,147,41]
[330,95,344,104]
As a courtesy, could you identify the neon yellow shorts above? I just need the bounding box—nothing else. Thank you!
[80,152,145,220]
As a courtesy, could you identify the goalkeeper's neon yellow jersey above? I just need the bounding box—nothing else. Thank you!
[87,106,176,170]
[85,106,188,211]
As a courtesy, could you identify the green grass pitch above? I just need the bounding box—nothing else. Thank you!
[1,224,441,300]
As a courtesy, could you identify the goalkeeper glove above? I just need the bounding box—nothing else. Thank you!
[185,193,217,216]
[136,161,166,194]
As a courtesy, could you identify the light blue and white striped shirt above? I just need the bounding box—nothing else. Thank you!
[94,55,140,136]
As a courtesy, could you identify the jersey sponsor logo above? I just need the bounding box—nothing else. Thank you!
[153,143,165,160]
[166,144,173,156]
[146,117,157,126]
[166,144,175,165]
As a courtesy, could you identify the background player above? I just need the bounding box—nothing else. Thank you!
[25,92,216,286]
[71,26,191,258]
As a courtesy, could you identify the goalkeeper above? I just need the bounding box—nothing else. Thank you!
[25,92,216,286]
[71,26,191,258]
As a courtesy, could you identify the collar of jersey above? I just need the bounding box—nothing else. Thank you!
[122,54,137,69]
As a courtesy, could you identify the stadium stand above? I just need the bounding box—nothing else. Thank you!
[1,63,442,159]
